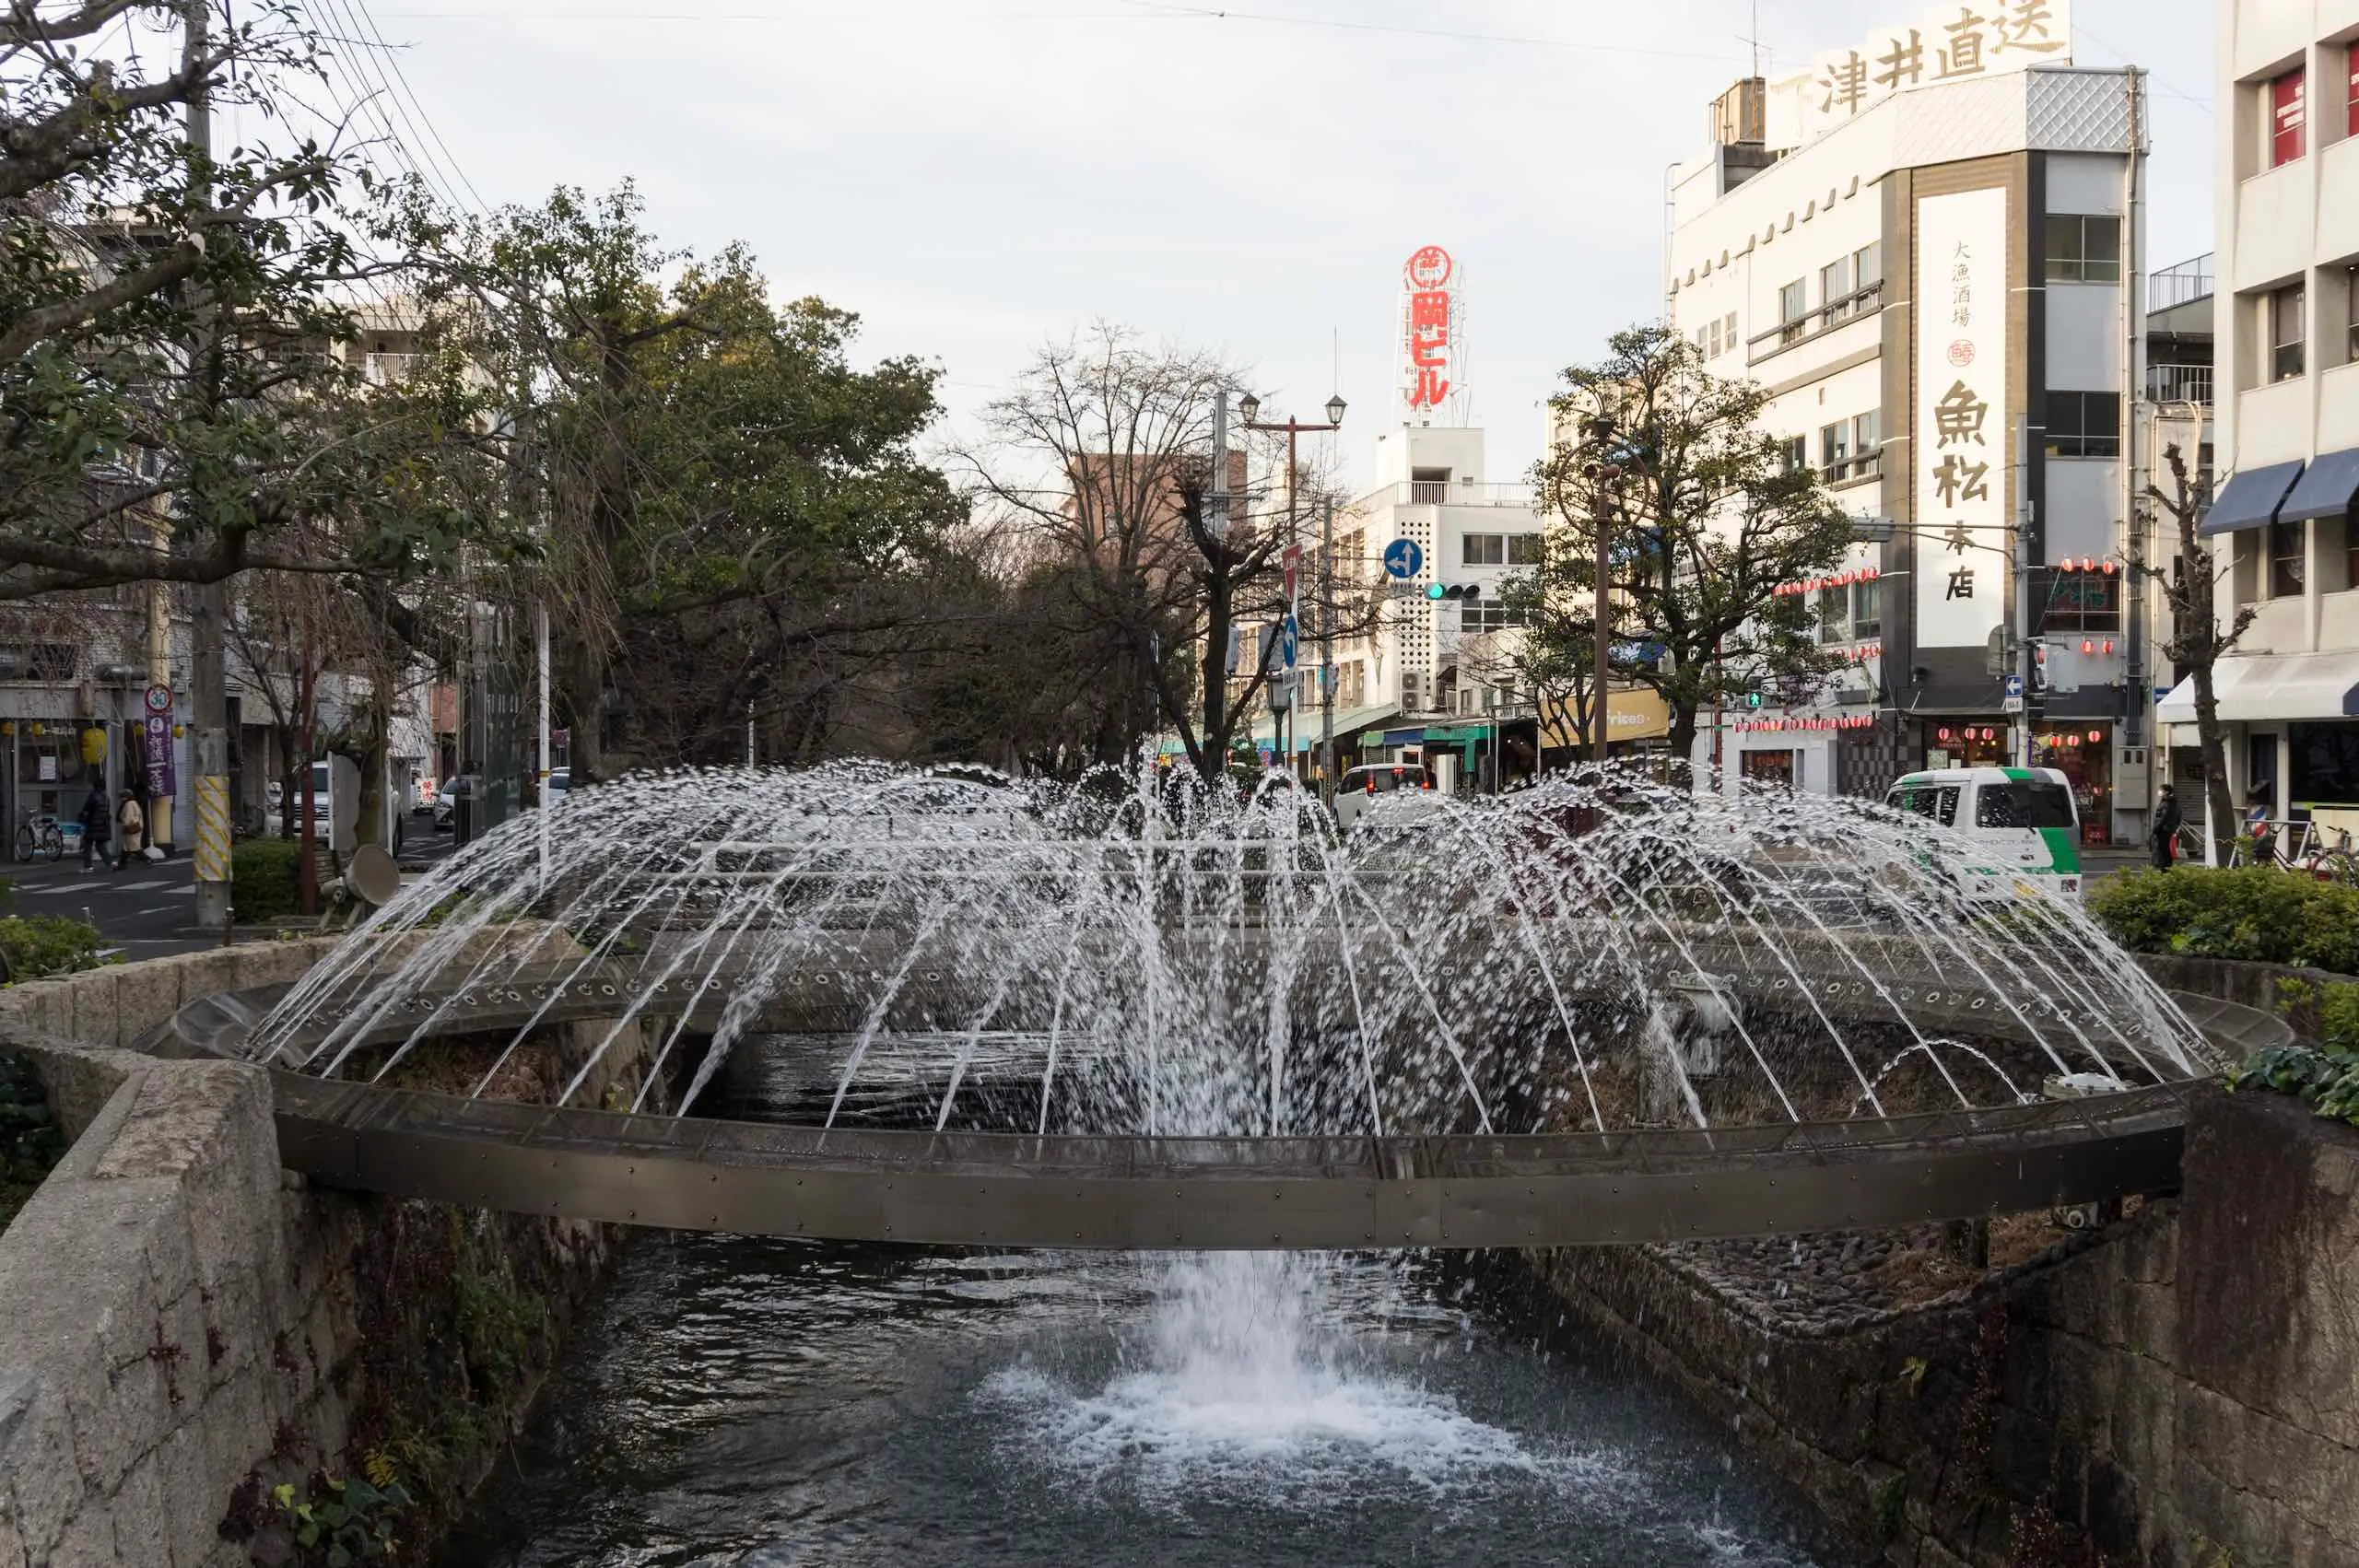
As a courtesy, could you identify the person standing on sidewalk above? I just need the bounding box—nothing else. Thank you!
[76,784,110,872]
[113,790,144,872]
[2150,784,2181,871]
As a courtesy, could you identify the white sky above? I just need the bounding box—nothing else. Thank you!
[343,0,2218,487]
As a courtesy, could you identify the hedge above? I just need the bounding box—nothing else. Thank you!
[232,837,310,924]
[0,915,103,981]
[0,1050,65,1232]
[2086,865,2359,977]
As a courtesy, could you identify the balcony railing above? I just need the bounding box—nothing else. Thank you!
[1379,481,1536,509]
[2146,363,2213,405]
[1748,280,1884,366]
[2148,253,2214,313]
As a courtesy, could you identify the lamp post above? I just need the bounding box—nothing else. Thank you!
[1236,391,1346,778]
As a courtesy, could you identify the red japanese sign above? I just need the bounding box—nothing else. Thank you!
[1402,246,1455,410]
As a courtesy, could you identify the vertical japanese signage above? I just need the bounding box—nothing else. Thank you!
[1770,1,2071,149]
[1913,186,2008,649]
[1400,245,1458,415]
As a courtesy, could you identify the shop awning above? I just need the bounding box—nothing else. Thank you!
[2280,446,2359,522]
[2197,460,2305,537]
[2154,656,2359,725]
[1247,704,1402,755]
[1539,686,1672,750]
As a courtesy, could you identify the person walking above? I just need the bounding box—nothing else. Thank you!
[113,789,144,872]
[76,784,110,872]
[2150,784,2181,871]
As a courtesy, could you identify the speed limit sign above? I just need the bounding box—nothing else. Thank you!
[143,685,173,716]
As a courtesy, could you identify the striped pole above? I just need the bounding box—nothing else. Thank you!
[194,775,230,888]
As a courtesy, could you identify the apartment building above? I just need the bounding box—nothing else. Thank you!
[1664,3,2156,841]
[2156,1,2359,848]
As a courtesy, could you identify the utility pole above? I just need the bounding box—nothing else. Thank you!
[184,0,232,931]
[1581,416,1623,766]
[1319,495,1335,802]
[1236,391,1346,784]
[2015,414,2037,769]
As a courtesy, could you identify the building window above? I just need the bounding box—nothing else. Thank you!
[1854,241,1882,298]
[1778,278,1807,345]
[1850,411,1880,476]
[1851,576,1880,638]
[1779,435,1807,472]
[2270,519,2306,598]
[2271,281,2306,381]
[2345,264,2359,366]
[1722,310,1736,353]
[2045,392,2121,459]
[1338,661,1365,708]
[1461,532,1505,566]
[1461,602,1531,634]
[1506,532,1543,566]
[1705,316,1723,357]
[2042,572,2121,633]
[1815,584,1850,643]
[2349,47,2359,140]
[2271,65,2306,168]
[2347,500,2359,590]
[1819,256,1851,322]
[1818,420,1849,477]
[2044,215,2122,283]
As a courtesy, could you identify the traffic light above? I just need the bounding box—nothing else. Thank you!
[1426,583,1484,602]
[1743,690,1764,710]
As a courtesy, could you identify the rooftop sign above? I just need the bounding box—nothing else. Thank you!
[1766,0,2072,150]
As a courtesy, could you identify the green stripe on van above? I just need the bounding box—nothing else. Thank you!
[2037,825,2081,874]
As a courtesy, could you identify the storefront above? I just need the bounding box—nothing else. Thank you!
[6,720,102,855]
[2029,720,2115,844]
[1921,721,2012,770]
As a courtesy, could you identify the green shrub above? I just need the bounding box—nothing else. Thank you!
[233,837,310,924]
[2086,866,2359,976]
[0,915,102,981]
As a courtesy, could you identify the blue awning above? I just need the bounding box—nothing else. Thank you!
[2197,459,2305,537]
[2281,447,2359,522]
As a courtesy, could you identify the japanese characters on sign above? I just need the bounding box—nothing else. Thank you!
[1913,186,2009,649]
[142,713,176,798]
[1400,245,1458,414]
[1768,0,2071,149]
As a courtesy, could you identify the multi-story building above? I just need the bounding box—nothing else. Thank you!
[2154,2,2359,851]
[1295,424,1552,791]
[1664,6,2156,841]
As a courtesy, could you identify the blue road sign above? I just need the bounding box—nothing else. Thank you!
[1280,614,1299,669]
[2003,673,2025,699]
[1381,538,1423,579]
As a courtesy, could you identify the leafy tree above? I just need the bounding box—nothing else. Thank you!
[0,3,511,599]
[2137,441,2248,861]
[418,184,964,776]
[1524,324,1853,768]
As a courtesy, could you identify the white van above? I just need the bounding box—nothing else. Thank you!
[1332,761,1440,837]
[1883,766,2083,898]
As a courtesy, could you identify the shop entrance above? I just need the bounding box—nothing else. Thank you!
[1741,749,1797,789]
[2033,723,2113,844]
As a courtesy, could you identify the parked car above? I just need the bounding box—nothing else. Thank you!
[265,761,405,853]
[1331,762,1442,837]
[432,774,479,831]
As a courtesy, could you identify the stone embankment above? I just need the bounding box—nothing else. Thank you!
[1536,1089,2359,1568]
[0,942,640,1568]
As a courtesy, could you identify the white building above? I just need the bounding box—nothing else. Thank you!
[2156,1,2359,850]
[1664,4,2155,842]
[1278,423,1549,792]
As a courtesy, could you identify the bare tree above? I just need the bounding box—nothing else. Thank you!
[959,325,1374,783]
[2138,441,2249,861]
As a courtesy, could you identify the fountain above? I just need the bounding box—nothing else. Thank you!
[170,761,2245,1566]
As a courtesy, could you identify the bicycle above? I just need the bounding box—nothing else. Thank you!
[2298,825,2359,888]
[15,814,63,863]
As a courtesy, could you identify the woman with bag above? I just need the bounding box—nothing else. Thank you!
[114,790,144,872]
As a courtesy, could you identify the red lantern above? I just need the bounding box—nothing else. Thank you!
[2086,728,2103,743]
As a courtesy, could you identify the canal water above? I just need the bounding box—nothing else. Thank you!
[440,1235,1853,1567]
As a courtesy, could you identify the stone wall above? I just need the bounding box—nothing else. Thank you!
[0,944,636,1568]
[1533,1086,2359,1568]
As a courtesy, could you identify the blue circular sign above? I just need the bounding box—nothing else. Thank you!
[1381,538,1423,579]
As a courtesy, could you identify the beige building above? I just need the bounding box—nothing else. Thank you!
[2157,0,2359,848]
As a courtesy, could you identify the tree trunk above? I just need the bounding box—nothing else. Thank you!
[1665,704,1697,787]
[2192,668,2236,865]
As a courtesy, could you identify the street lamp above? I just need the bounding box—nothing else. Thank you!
[1235,392,1347,784]
[1579,415,1622,769]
